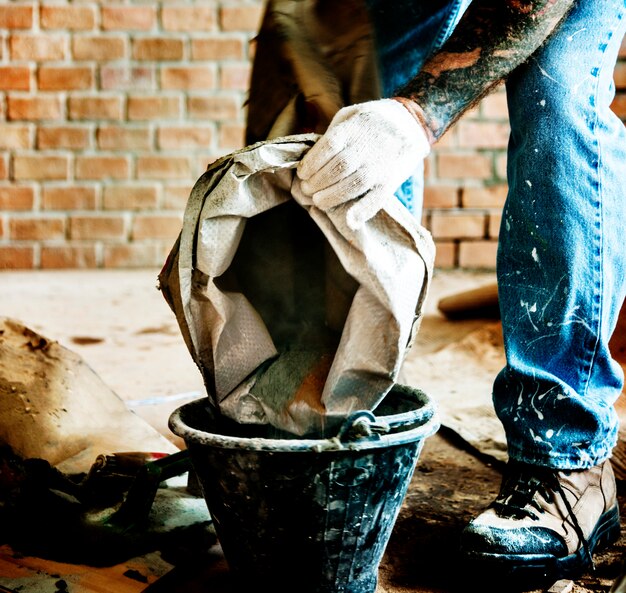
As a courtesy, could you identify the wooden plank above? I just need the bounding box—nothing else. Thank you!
[0,546,172,593]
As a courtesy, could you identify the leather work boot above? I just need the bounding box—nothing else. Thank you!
[460,459,621,588]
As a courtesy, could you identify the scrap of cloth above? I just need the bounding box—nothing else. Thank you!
[158,135,435,436]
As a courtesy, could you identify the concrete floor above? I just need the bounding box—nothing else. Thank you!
[1,268,625,593]
[0,267,497,448]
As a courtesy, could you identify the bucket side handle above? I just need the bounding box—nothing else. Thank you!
[337,410,390,442]
[337,389,438,442]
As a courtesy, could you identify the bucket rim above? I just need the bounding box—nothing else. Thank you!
[168,385,440,452]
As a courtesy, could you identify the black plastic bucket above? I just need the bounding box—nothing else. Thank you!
[168,384,439,593]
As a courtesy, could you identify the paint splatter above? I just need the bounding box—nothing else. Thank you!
[567,28,587,41]
[520,300,537,312]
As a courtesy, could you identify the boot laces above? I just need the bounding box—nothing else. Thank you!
[491,462,595,569]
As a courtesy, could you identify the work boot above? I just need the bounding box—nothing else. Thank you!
[460,459,621,587]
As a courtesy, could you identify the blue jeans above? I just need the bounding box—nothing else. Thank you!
[365,0,626,469]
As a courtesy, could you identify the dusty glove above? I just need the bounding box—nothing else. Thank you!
[296,98,431,228]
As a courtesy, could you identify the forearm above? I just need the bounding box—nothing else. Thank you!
[397,0,575,142]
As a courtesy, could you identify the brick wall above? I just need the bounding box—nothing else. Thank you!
[1,2,625,271]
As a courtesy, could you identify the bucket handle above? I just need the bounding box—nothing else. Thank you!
[337,391,437,442]
[337,411,390,442]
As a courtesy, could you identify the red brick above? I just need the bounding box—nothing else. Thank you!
[463,102,481,121]
[195,154,218,173]
[488,212,502,239]
[13,155,68,180]
[103,243,160,268]
[248,36,257,60]
[97,126,152,150]
[38,126,91,150]
[162,6,216,31]
[423,154,433,179]
[187,95,240,120]
[101,66,155,90]
[41,245,98,269]
[0,186,35,210]
[75,156,130,180]
[9,216,65,241]
[615,62,626,90]
[133,38,183,61]
[43,186,97,210]
[10,35,66,60]
[128,96,181,120]
[612,92,626,120]
[132,214,182,240]
[38,66,94,90]
[218,123,245,149]
[495,153,508,180]
[191,37,244,60]
[157,241,177,264]
[437,153,493,180]
[69,96,123,121]
[137,156,191,179]
[458,121,510,149]
[434,128,458,150]
[0,5,33,29]
[0,125,32,149]
[0,246,35,269]
[7,96,62,121]
[433,241,457,268]
[219,63,251,90]
[220,6,263,32]
[458,240,498,269]
[0,66,30,90]
[40,5,95,30]
[423,185,460,209]
[430,212,486,239]
[70,216,126,240]
[0,3,528,272]
[163,184,192,209]
[72,36,126,61]
[103,185,158,210]
[480,89,509,119]
[158,126,213,149]
[161,66,216,90]
[102,6,156,30]
[462,185,508,208]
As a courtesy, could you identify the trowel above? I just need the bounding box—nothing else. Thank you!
[0,446,215,566]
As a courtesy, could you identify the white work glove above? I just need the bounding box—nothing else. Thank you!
[296,98,431,229]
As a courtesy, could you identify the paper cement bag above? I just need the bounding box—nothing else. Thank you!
[158,134,434,436]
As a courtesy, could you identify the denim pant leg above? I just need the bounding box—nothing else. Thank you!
[364,0,472,218]
[496,0,626,469]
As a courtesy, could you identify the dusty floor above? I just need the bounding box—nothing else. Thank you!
[0,268,625,593]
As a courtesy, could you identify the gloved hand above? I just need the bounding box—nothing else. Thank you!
[296,98,431,228]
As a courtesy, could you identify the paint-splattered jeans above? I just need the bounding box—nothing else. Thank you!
[365,0,626,469]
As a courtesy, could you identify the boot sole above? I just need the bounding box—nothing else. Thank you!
[461,505,621,587]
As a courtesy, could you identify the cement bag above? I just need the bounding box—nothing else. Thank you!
[158,134,434,436]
